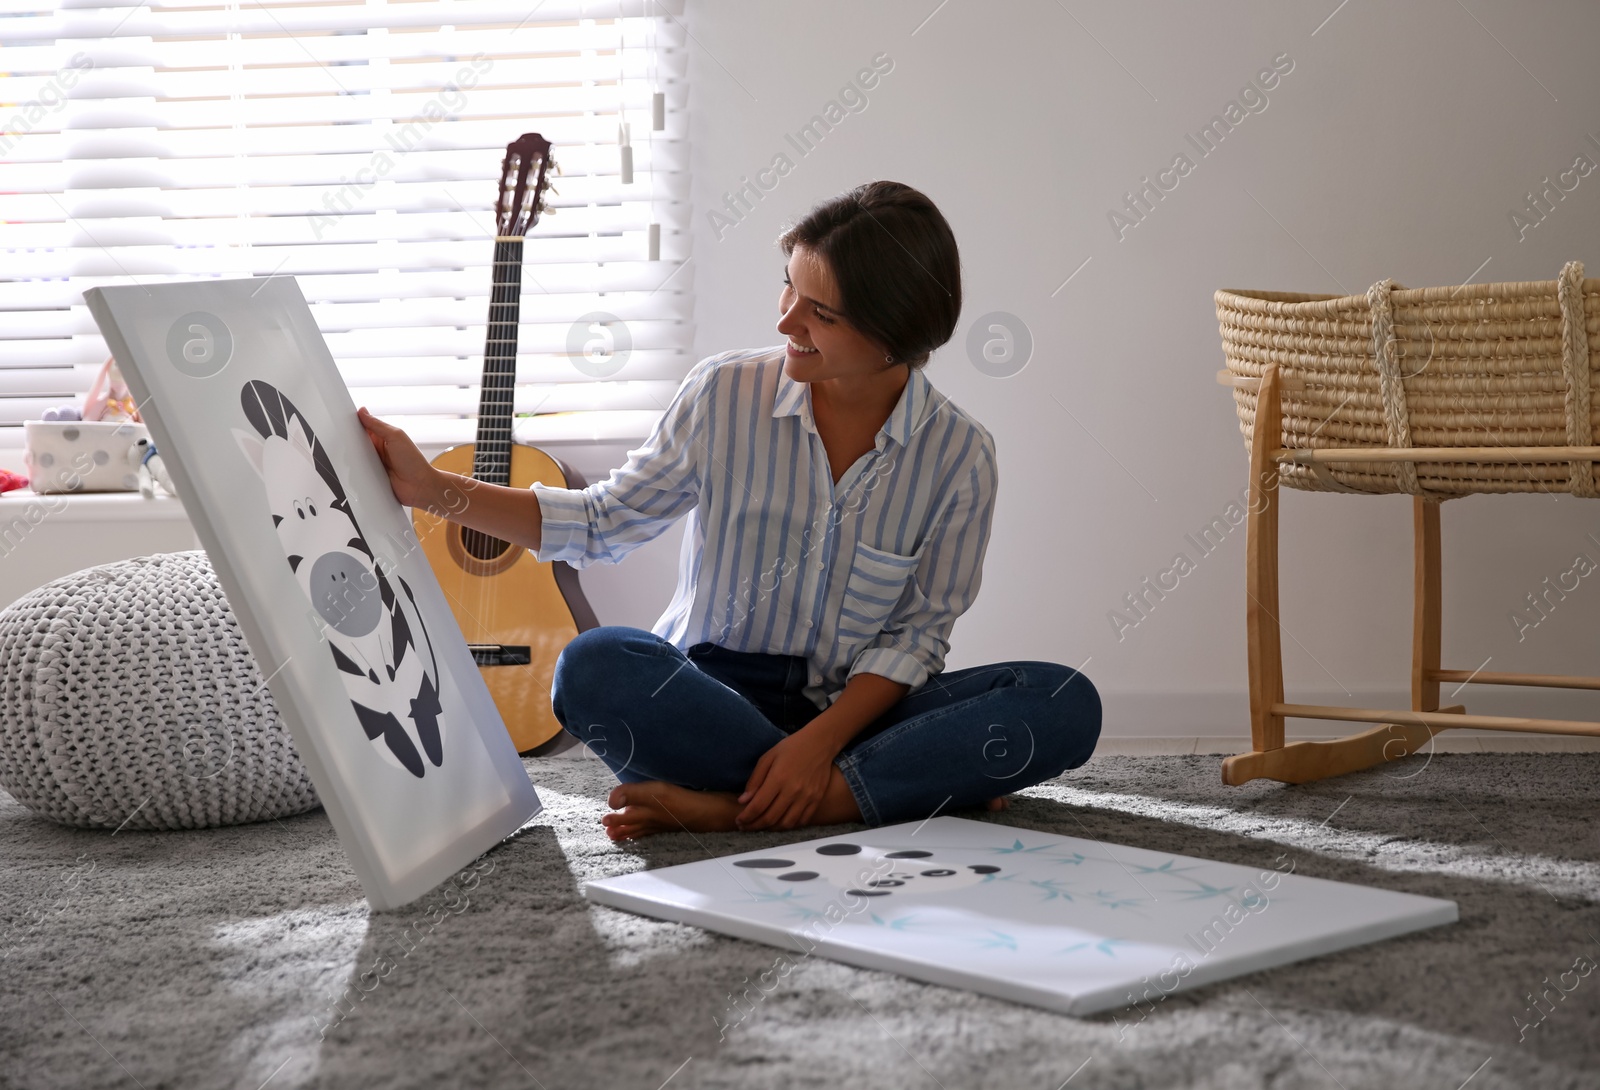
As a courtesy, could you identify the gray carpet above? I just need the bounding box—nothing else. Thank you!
[3,750,1599,1090]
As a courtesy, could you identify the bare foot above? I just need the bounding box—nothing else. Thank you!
[985,796,1011,812]
[604,767,866,841]
[603,781,743,842]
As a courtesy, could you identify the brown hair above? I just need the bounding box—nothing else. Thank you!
[778,180,962,371]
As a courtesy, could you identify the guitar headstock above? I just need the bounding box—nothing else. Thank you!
[495,133,557,238]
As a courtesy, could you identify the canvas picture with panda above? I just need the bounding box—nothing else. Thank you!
[584,816,1457,1017]
[85,276,541,911]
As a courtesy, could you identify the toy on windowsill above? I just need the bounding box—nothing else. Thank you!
[0,469,28,494]
[101,357,178,497]
[128,437,178,499]
[83,356,139,423]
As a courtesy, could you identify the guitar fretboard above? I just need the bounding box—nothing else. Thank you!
[471,236,523,486]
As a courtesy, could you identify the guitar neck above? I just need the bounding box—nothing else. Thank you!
[472,236,523,486]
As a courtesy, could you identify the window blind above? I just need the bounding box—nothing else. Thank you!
[0,0,691,467]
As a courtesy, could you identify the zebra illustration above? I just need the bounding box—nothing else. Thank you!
[232,379,446,778]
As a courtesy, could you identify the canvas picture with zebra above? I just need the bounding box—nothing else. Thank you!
[232,379,446,779]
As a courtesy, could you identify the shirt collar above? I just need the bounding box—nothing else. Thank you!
[770,346,930,450]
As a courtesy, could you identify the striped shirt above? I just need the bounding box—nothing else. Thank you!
[531,345,998,712]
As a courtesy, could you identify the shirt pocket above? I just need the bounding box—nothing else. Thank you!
[836,540,922,644]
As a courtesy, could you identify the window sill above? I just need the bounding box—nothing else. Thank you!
[0,416,660,528]
[0,489,191,524]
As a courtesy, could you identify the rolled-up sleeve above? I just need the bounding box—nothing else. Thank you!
[845,436,999,694]
[531,354,720,568]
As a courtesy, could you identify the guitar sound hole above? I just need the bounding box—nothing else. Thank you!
[460,527,511,562]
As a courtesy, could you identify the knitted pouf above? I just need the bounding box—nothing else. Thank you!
[0,550,320,830]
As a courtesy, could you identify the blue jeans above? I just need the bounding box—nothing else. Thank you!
[549,625,1101,826]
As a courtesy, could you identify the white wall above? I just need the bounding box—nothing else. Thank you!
[683,0,1600,735]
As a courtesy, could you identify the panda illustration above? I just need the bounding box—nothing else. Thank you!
[232,379,446,779]
[733,842,1002,898]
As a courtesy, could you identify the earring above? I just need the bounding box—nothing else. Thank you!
[885,354,894,363]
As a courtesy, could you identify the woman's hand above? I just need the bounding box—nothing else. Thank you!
[357,406,451,513]
[737,730,840,831]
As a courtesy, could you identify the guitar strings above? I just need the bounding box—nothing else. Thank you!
[465,231,522,652]
[429,148,547,743]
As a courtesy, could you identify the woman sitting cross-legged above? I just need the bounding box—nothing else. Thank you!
[360,180,1101,841]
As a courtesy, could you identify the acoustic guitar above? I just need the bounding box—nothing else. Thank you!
[413,132,599,756]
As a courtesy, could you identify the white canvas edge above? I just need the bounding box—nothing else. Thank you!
[1143,900,1459,1012]
[84,279,542,911]
[581,822,1460,1017]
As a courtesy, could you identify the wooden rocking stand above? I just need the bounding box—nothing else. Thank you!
[1219,364,1600,787]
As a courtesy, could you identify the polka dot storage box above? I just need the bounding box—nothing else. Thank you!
[23,419,149,493]
[0,551,320,829]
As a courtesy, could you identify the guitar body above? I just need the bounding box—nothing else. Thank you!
[415,441,600,756]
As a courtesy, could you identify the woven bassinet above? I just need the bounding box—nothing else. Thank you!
[1217,260,1600,498]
